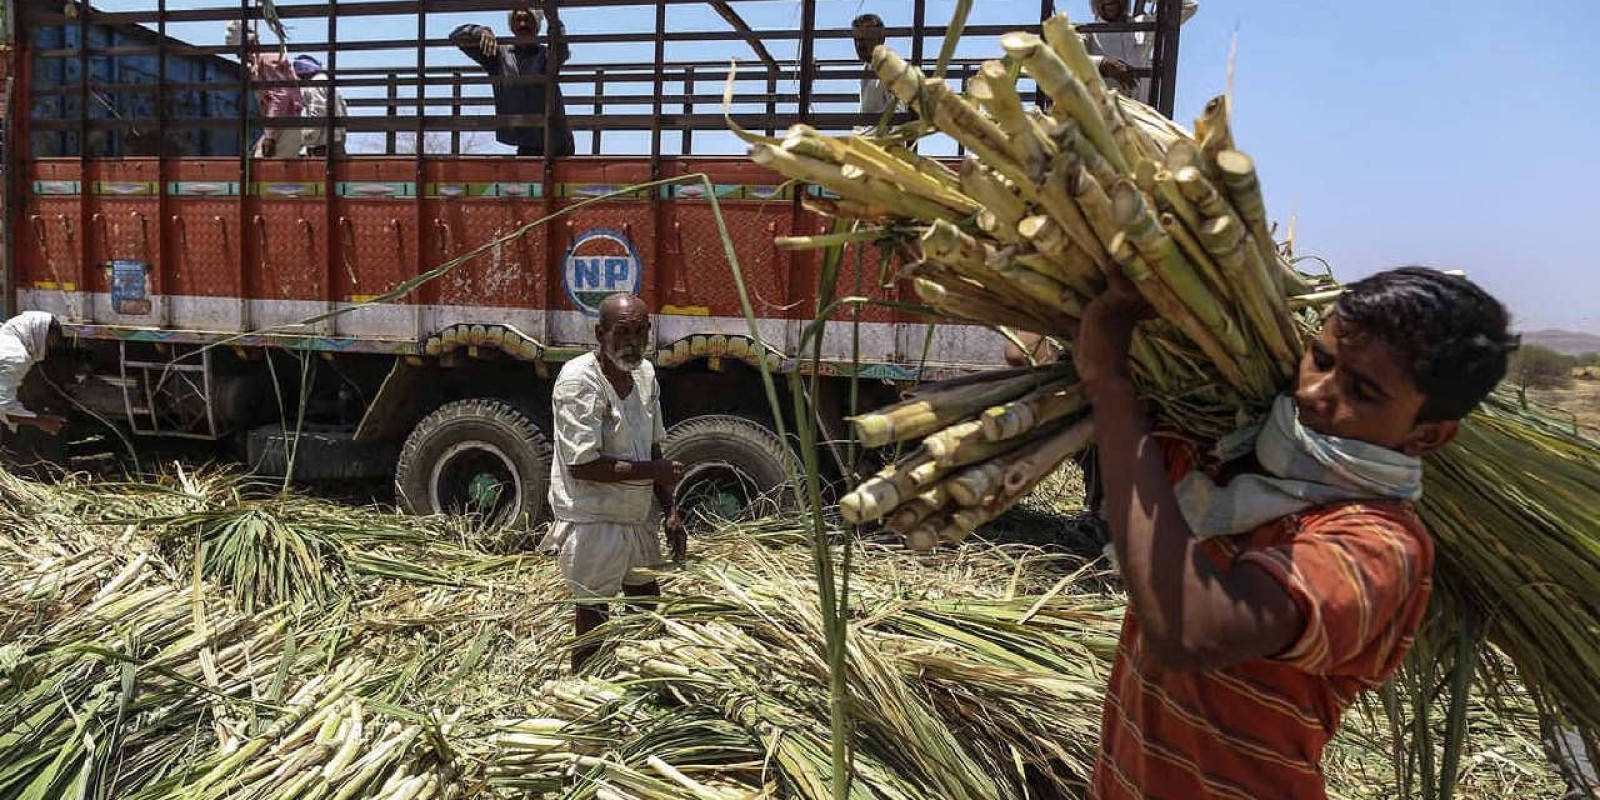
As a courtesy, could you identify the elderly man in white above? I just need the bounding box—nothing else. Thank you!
[544,293,686,671]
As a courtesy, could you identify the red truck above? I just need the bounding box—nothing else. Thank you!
[0,0,1184,525]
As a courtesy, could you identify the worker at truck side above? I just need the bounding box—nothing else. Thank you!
[852,13,892,118]
[451,5,575,158]
[544,293,687,672]
[293,55,348,158]
[1078,267,1516,799]
[1084,0,1198,101]
[0,312,69,436]
[225,21,303,158]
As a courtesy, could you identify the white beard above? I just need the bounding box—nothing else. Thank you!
[605,349,644,372]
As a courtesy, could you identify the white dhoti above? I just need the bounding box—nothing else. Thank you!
[543,519,664,599]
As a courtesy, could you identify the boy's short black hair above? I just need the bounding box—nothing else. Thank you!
[1333,266,1518,422]
[852,13,885,29]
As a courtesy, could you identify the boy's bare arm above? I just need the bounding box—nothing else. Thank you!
[1076,277,1302,672]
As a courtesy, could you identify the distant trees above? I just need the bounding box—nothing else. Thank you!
[1511,345,1589,391]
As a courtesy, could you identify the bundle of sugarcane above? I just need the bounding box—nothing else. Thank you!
[747,10,1600,751]
[745,14,1327,547]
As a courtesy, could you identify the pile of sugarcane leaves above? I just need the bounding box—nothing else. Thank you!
[0,464,1569,799]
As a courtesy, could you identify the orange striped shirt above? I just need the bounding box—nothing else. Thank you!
[1091,449,1434,800]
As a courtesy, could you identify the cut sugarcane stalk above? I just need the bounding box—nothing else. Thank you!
[870,45,927,108]
[1111,234,1255,393]
[904,525,941,552]
[948,461,1006,508]
[1113,181,1252,360]
[924,419,1033,468]
[989,256,1085,317]
[1014,244,1101,296]
[1000,417,1097,498]
[847,364,1069,448]
[886,484,951,533]
[1041,12,1107,99]
[918,416,1100,550]
[970,62,1055,179]
[1064,159,1123,260]
[1173,164,1235,220]
[1153,168,1204,235]
[1039,153,1113,268]
[977,210,1020,245]
[1161,212,1229,299]
[981,382,1086,441]
[999,32,1128,175]
[1100,91,1154,168]
[1048,118,1120,190]
[920,219,993,274]
[839,448,934,523]
[1212,149,1286,287]
[959,159,1028,239]
[923,79,1032,188]
[1163,138,1202,174]
[1015,215,1102,295]
[1197,214,1300,372]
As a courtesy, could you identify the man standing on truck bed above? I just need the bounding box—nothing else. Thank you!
[293,55,348,158]
[225,21,303,158]
[1084,0,1198,102]
[545,293,686,671]
[451,4,575,158]
[851,13,892,118]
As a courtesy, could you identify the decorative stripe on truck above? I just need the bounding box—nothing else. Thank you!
[25,290,1003,380]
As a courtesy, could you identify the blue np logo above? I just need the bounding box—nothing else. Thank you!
[562,229,643,316]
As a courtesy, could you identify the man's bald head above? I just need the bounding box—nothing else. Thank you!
[598,293,649,328]
[596,294,651,372]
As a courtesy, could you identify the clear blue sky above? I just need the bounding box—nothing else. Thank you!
[97,0,1600,333]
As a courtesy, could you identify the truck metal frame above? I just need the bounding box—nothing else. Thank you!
[0,0,1183,524]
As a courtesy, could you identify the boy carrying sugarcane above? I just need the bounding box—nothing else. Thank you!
[1076,266,1518,799]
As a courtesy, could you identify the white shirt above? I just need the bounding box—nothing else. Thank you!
[1085,0,1198,103]
[547,351,667,524]
[0,311,54,429]
[300,73,348,149]
[860,76,892,116]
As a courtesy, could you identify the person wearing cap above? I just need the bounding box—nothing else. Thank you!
[225,20,303,158]
[293,55,348,158]
[450,3,574,158]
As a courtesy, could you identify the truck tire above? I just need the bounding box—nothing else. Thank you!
[663,414,797,530]
[395,398,552,527]
[246,424,397,481]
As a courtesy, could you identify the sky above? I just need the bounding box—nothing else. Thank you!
[84,0,1600,333]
